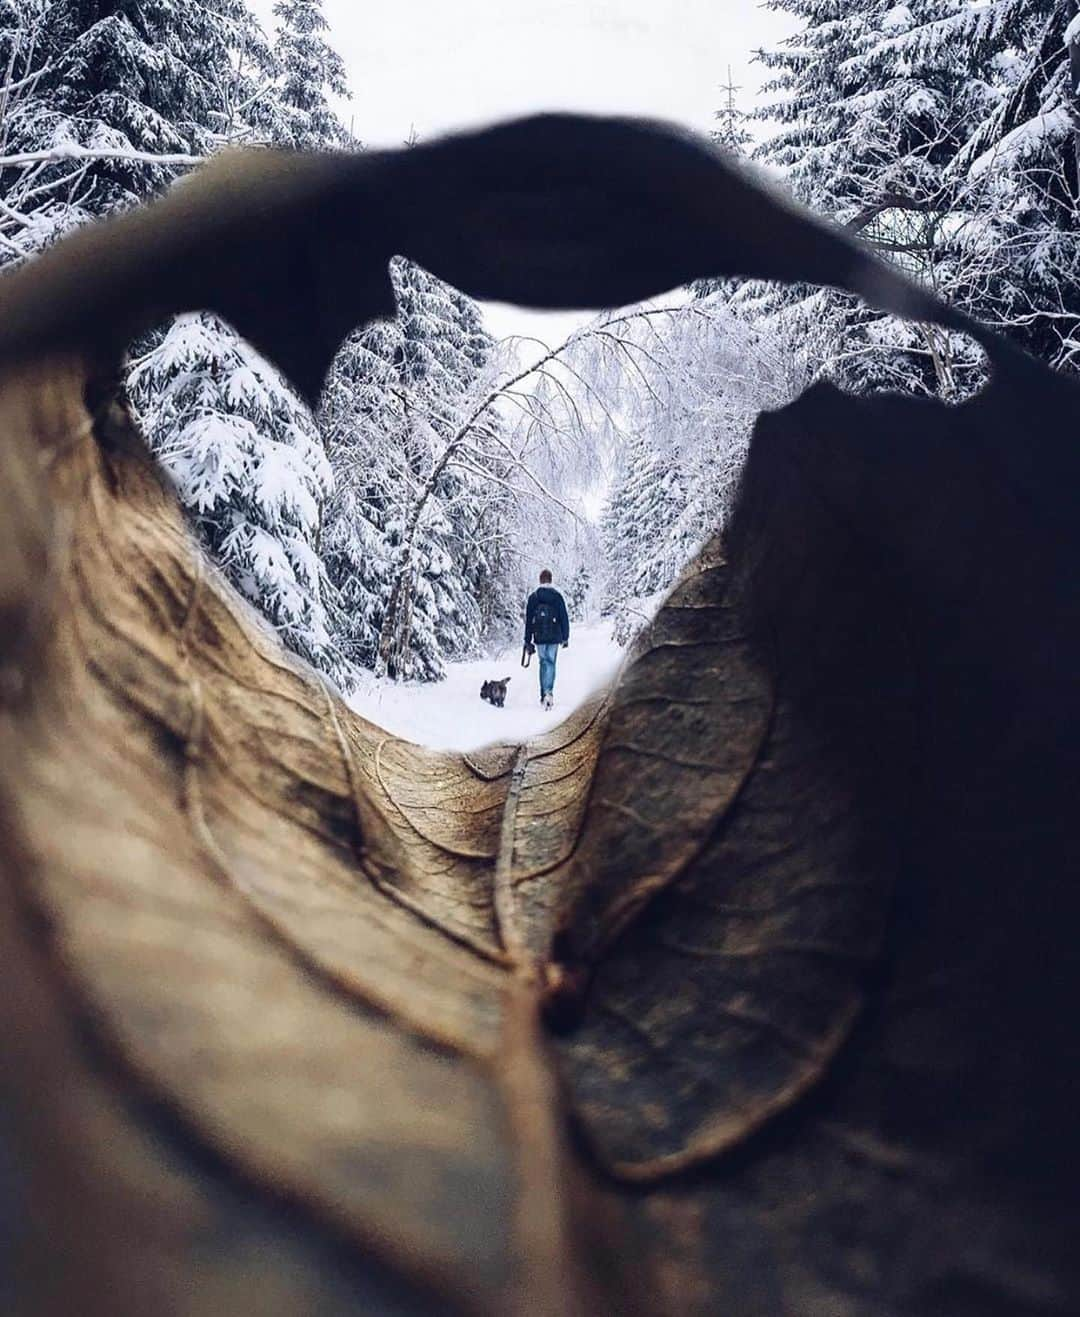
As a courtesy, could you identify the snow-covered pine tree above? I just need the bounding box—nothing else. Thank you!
[750,0,995,396]
[270,0,350,149]
[321,257,511,682]
[944,0,1080,369]
[437,285,518,656]
[127,312,345,677]
[831,0,1071,393]
[0,0,270,232]
[692,67,754,299]
[318,316,402,674]
[756,0,987,223]
[567,564,592,622]
[376,259,487,680]
[755,0,879,216]
[712,65,753,154]
[99,0,351,684]
[751,0,1078,390]
[0,3,354,682]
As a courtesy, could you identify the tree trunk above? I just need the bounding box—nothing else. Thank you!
[375,548,412,679]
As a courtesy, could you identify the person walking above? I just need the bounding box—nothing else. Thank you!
[524,569,570,709]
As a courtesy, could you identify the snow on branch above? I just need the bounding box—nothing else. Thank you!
[0,60,54,98]
[0,145,204,170]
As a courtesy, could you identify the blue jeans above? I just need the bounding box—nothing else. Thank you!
[536,643,559,697]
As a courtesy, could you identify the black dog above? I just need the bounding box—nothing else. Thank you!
[480,677,511,708]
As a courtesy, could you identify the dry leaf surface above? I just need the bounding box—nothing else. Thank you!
[2,116,1078,1315]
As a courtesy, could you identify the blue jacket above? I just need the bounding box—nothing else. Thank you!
[525,586,570,646]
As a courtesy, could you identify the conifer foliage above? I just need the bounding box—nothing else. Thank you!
[0,1,351,682]
[711,66,753,154]
[567,565,592,622]
[950,0,1080,368]
[751,0,1080,390]
[270,0,349,149]
[320,257,512,682]
[0,0,270,235]
[128,314,339,673]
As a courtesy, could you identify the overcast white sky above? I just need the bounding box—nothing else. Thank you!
[250,1,793,343]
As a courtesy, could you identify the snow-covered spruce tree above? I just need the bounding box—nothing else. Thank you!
[750,0,998,397]
[751,0,1079,391]
[318,317,401,674]
[270,0,350,149]
[127,312,345,678]
[755,0,880,216]
[0,0,270,225]
[735,2,882,389]
[80,0,347,682]
[829,0,1080,376]
[943,0,1080,369]
[0,3,354,684]
[448,439,518,659]
[373,260,496,681]
[757,1,993,226]
[320,257,511,682]
[692,68,754,299]
[440,286,519,653]
[567,564,592,622]
[712,66,754,155]
[832,0,1080,388]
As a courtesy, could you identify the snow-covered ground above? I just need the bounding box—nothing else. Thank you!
[344,620,626,751]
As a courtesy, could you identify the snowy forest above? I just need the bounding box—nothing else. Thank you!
[0,0,1077,692]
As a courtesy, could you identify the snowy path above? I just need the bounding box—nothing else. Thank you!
[344,620,625,751]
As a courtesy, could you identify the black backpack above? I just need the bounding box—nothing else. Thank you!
[533,598,560,644]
